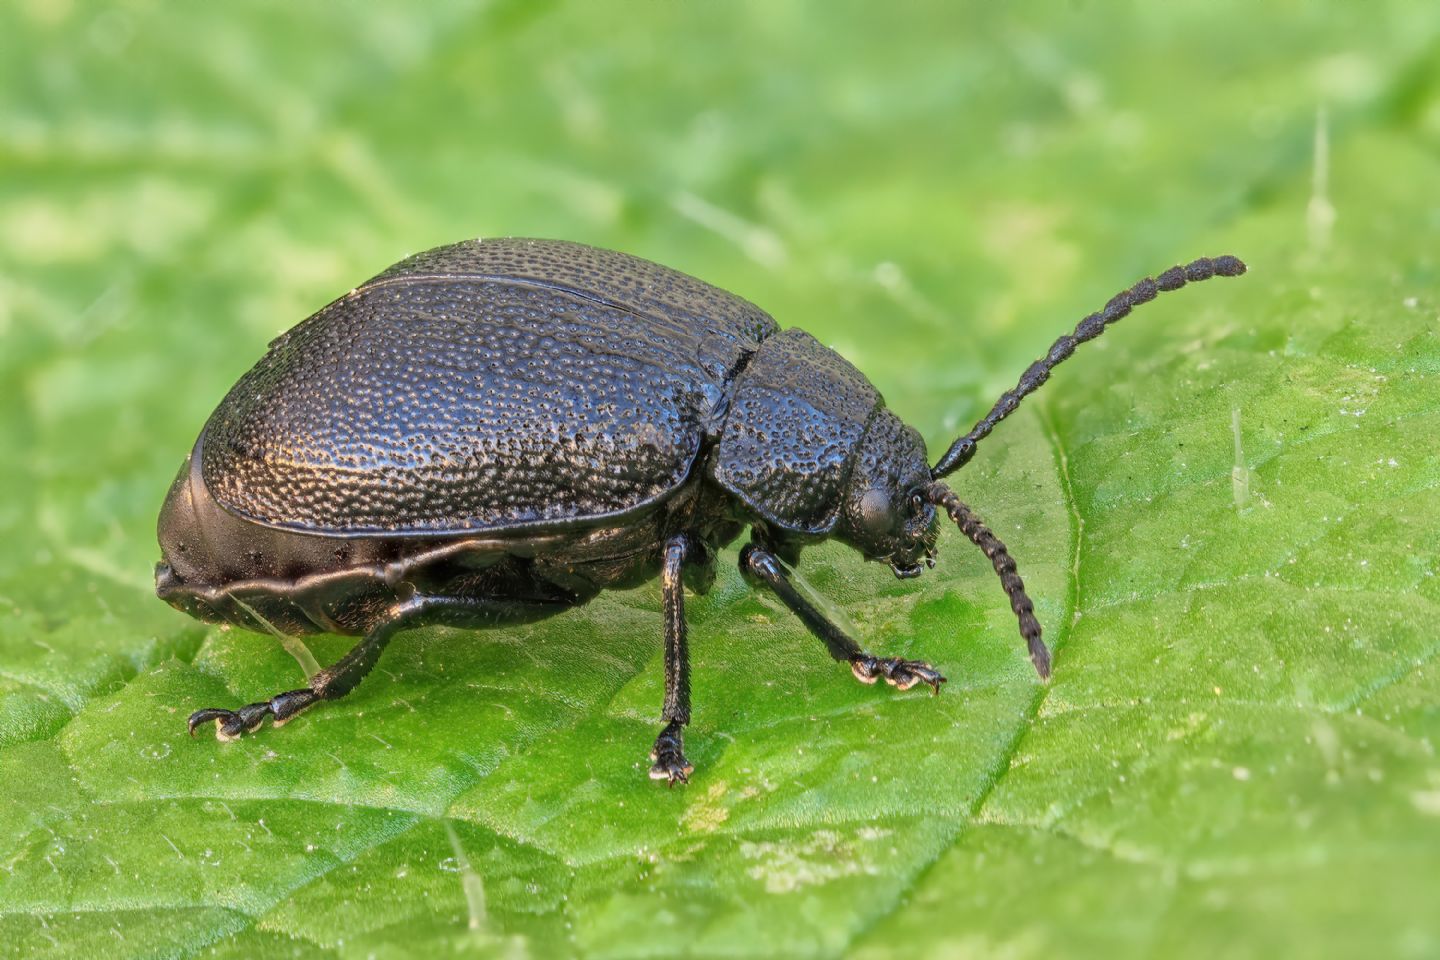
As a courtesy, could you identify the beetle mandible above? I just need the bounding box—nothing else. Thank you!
[156,238,1245,783]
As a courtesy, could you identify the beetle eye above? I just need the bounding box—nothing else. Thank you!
[858,488,893,535]
[909,492,924,514]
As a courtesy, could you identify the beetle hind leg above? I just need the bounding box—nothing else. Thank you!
[188,593,561,742]
[188,687,319,740]
[188,592,498,742]
[186,598,418,741]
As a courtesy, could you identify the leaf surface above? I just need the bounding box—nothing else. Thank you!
[2,3,1438,957]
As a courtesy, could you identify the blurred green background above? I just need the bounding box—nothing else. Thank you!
[3,1,1439,958]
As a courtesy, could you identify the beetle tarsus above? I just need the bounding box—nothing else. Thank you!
[187,706,255,740]
[849,655,947,694]
[649,720,693,786]
[187,687,319,740]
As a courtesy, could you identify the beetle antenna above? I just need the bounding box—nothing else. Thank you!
[931,254,1247,478]
[926,482,1050,679]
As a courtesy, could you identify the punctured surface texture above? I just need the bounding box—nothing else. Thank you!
[712,328,881,533]
[199,238,779,535]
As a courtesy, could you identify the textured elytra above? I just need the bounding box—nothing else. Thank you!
[370,237,779,346]
[713,328,882,533]
[200,238,779,535]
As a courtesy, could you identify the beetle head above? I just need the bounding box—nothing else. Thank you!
[836,408,938,578]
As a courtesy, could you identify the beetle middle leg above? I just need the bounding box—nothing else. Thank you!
[188,593,564,741]
[649,534,696,785]
[739,543,946,694]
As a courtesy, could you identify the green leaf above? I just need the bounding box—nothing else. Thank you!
[3,2,1438,958]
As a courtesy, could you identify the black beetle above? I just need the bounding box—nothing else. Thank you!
[156,238,1245,783]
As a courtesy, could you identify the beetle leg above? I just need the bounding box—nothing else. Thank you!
[188,689,318,741]
[188,593,554,741]
[187,596,426,740]
[650,534,696,786]
[739,543,946,695]
[847,655,947,692]
[188,595,460,742]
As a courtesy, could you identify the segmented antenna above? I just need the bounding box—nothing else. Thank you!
[927,482,1050,679]
[931,254,1247,478]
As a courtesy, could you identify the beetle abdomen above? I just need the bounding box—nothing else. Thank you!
[200,238,778,536]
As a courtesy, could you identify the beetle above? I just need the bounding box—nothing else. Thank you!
[156,237,1245,783]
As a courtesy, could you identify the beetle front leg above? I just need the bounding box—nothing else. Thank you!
[650,534,696,785]
[739,543,946,694]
